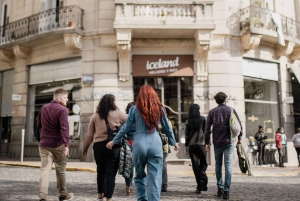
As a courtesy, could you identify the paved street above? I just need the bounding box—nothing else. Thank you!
[0,164,299,201]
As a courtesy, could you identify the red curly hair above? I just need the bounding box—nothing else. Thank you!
[136,85,164,133]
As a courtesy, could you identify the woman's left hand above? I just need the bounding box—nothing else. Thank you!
[106,141,115,149]
[174,143,180,151]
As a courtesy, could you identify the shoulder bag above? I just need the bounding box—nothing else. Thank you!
[104,117,122,149]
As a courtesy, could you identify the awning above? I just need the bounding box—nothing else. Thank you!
[291,64,300,82]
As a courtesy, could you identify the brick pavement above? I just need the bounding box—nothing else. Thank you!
[0,164,300,201]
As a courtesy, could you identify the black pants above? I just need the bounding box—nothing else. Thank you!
[295,148,300,165]
[162,153,168,189]
[258,142,266,164]
[277,148,283,166]
[93,141,120,198]
[189,145,208,190]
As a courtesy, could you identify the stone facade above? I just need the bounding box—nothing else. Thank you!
[0,0,300,166]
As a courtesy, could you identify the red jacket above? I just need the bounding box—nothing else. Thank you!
[275,132,282,148]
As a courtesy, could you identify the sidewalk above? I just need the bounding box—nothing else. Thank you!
[1,159,299,177]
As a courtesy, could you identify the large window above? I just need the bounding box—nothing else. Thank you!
[28,79,81,142]
[244,77,280,139]
[292,73,300,130]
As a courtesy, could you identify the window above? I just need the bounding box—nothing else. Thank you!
[244,77,280,139]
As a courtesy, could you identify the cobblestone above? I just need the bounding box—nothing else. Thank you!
[0,164,299,201]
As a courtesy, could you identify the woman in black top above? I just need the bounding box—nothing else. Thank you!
[185,104,208,193]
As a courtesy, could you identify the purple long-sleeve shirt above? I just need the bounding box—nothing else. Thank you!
[205,104,243,147]
[39,100,70,148]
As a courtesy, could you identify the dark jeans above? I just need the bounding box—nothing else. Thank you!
[189,145,208,190]
[277,148,283,166]
[258,142,266,164]
[93,141,120,199]
[162,153,168,189]
[295,148,300,165]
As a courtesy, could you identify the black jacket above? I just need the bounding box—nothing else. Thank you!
[255,131,267,143]
[185,116,206,147]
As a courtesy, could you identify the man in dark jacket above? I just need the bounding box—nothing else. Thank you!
[205,92,243,200]
[38,88,73,201]
[254,125,268,165]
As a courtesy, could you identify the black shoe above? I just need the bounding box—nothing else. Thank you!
[263,162,268,165]
[161,187,167,192]
[217,188,224,197]
[39,199,46,201]
[198,180,208,191]
[195,189,201,194]
[223,191,229,199]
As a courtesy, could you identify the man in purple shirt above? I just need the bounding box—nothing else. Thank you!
[205,92,242,200]
[38,88,73,201]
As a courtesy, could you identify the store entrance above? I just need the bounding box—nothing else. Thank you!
[133,77,193,158]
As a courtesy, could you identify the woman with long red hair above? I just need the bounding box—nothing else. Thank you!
[107,85,180,201]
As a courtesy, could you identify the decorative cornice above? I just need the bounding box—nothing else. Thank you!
[275,41,295,57]
[131,39,195,48]
[0,49,14,63]
[64,33,82,50]
[12,45,31,59]
[241,32,262,51]
[117,29,132,82]
[289,46,300,61]
[195,43,209,81]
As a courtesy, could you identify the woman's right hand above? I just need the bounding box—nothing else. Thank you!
[82,150,87,158]
[174,143,180,151]
[106,141,115,149]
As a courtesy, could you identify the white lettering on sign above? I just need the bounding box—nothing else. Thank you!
[146,57,180,70]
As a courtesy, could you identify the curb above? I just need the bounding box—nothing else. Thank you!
[1,162,299,177]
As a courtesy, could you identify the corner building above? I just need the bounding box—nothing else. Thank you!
[0,0,300,166]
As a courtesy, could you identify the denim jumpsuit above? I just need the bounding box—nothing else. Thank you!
[113,106,176,201]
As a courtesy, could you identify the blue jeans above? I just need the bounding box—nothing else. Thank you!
[132,133,163,201]
[214,144,234,192]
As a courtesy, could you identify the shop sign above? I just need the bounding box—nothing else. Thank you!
[132,55,193,77]
[12,94,22,101]
[82,75,94,87]
[285,96,294,104]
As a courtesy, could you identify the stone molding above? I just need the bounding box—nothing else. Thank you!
[12,45,31,59]
[275,42,295,57]
[131,39,195,48]
[241,32,262,51]
[117,29,132,81]
[64,33,82,50]
[289,47,300,61]
[0,49,15,63]
[194,31,211,82]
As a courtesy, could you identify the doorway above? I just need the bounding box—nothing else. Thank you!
[133,77,193,158]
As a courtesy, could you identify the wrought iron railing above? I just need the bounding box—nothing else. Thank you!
[227,6,300,40]
[0,5,84,45]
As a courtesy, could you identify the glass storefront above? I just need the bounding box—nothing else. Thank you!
[133,77,193,143]
[27,79,81,142]
[244,77,280,139]
[291,72,300,130]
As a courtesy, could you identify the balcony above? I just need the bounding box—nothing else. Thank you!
[0,5,84,47]
[114,1,215,38]
[227,6,300,45]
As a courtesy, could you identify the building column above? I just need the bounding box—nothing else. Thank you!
[9,58,28,159]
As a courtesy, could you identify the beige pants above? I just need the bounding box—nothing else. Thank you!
[39,145,68,199]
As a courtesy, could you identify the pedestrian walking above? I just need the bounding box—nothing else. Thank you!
[292,128,300,167]
[204,92,243,200]
[106,85,180,201]
[275,128,284,167]
[255,125,268,165]
[82,94,127,201]
[159,123,171,193]
[185,104,208,194]
[37,88,73,201]
[279,127,287,166]
[124,102,135,195]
